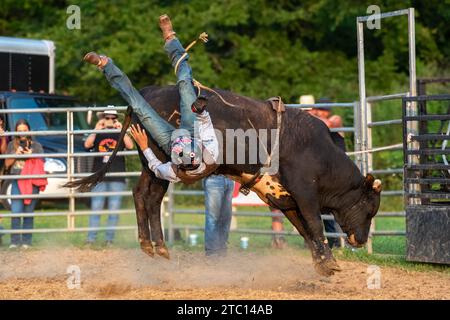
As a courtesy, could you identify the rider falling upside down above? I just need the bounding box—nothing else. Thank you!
[83,14,219,183]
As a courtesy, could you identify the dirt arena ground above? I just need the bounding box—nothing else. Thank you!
[0,247,448,300]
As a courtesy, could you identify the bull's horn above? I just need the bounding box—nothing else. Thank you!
[373,179,382,193]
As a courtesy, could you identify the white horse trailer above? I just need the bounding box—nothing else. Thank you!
[0,36,55,93]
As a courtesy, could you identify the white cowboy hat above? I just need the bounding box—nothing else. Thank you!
[96,105,118,119]
[299,95,315,105]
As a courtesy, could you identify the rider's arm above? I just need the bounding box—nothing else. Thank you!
[196,110,219,163]
[143,147,180,183]
[129,124,180,182]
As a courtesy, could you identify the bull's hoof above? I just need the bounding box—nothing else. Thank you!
[140,241,155,257]
[314,260,336,277]
[324,258,342,272]
[155,244,170,260]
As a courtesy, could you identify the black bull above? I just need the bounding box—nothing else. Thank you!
[68,85,382,276]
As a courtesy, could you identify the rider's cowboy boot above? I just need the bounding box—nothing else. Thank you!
[159,14,176,41]
[191,95,208,114]
[83,52,109,69]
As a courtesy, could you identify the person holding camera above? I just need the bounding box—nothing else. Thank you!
[0,115,8,156]
[5,119,44,249]
[84,107,134,246]
[0,115,7,246]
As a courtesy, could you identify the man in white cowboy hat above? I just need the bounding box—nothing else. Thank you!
[84,106,134,246]
[95,105,119,121]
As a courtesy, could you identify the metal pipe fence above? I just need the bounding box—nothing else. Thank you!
[166,99,407,250]
[0,106,139,236]
[0,97,408,252]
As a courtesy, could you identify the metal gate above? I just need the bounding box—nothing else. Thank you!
[356,8,417,252]
[403,94,450,264]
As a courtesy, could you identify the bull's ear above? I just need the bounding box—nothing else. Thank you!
[364,174,375,188]
[373,179,382,193]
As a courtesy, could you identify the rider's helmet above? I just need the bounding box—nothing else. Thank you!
[171,135,202,170]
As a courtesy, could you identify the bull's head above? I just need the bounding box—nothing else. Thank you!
[333,174,382,248]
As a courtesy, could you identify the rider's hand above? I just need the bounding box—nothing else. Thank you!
[114,121,122,129]
[129,124,149,151]
[95,119,105,130]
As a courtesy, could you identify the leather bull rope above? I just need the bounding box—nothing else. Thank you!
[239,97,284,195]
[174,32,237,108]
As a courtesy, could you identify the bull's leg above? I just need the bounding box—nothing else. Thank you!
[144,178,170,259]
[282,209,311,245]
[289,193,341,276]
[133,170,154,257]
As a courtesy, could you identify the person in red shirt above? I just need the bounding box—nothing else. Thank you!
[0,115,6,245]
[0,115,8,155]
[5,119,44,249]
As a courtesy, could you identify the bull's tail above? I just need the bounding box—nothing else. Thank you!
[62,106,133,192]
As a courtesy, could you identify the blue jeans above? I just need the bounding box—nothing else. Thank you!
[10,181,39,246]
[102,38,196,154]
[203,175,234,256]
[164,38,197,131]
[87,181,125,242]
[323,215,341,248]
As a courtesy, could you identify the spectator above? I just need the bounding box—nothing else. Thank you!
[270,207,286,249]
[0,115,7,245]
[307,96,345,248]
[0,115,8,154]
[5,119,45,249]
[311,96,345,146]
[0,115,8,171]
[85,107,134,246]
[202,175,234,257]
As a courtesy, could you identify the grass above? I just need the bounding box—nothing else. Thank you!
[0,197,448,275]
[336,249,450,275]
[0,200,140,249]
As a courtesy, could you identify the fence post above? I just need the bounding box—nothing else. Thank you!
[366,102,375,254]
[357,19,368,176]
[167,183,175,244]
[366,102,373,173]
[353,101,363,172]
[67,110,75,230]
[160,194,167,239]
[407,7,421,205]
